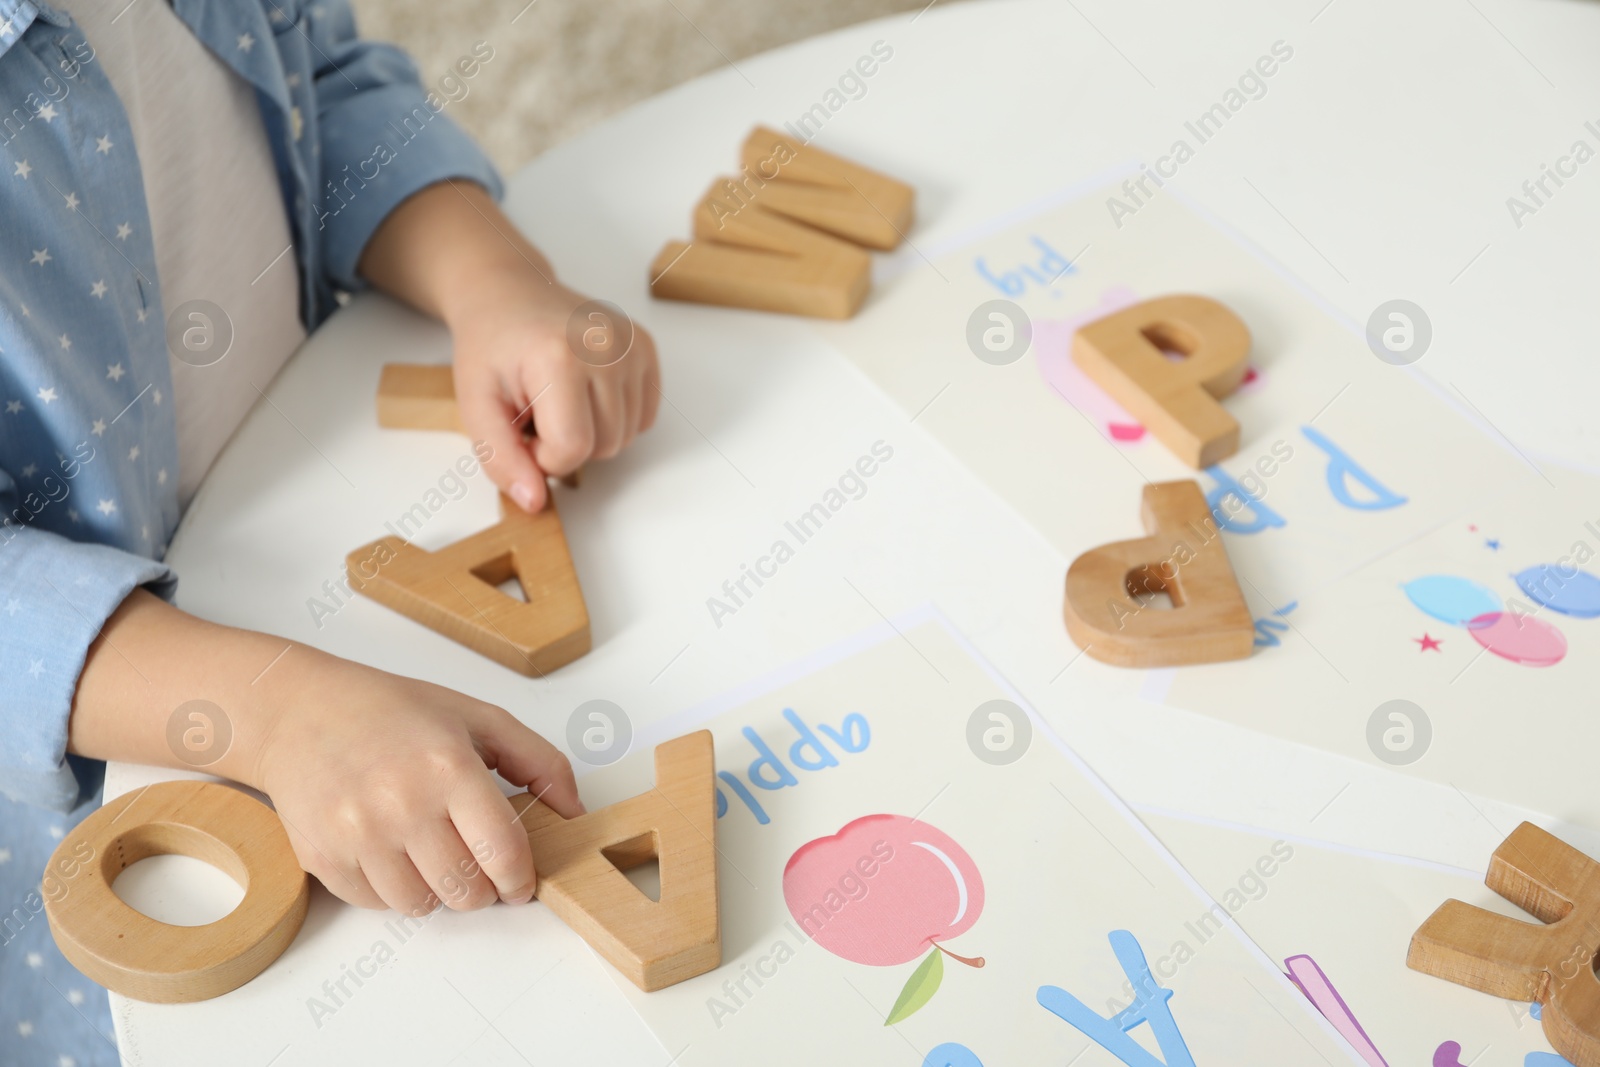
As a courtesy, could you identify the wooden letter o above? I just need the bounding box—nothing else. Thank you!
[44,780,309,1003]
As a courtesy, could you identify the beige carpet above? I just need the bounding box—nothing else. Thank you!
[349,0,921,172]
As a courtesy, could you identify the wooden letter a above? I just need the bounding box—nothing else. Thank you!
[512,731,721,992]
[345,493,590,676]
[1062,481,1254,668]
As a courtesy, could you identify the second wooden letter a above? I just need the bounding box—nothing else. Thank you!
[346,493,590,676]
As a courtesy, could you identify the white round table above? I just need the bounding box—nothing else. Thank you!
[107,0,1600,1062]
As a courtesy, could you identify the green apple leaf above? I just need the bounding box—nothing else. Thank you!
[884,948,944,1026]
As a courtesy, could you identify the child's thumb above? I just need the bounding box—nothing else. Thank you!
[456,382,549,514]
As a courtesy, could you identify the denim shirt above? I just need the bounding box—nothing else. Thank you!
[0,0,502,808]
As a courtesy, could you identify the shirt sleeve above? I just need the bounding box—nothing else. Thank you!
[0,524,174,811]
[308,1,505,294]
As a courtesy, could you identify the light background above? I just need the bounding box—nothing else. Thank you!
[349,0,924,169]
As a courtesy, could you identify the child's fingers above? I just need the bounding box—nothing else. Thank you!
[456,373,549,513]
[447,773,539,904]
[471,703,586,819]
[590,377,628,461]
[526,367,594,478]
[313,867,384,910]
[284,825,385,909]
[620,370,642,451]
[640,350,661,433]
[360,847,440,918]
[407,818,499,911]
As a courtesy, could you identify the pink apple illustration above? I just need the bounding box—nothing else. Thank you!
[784,813,984,1024]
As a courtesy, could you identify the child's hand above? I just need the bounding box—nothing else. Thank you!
[252,655,584,916]
[448,270,660,514]
[358,180,662,514]
[72,593,584,918]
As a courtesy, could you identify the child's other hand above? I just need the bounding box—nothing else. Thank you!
[253,656,583,916]
[448,268,660,514]
[358,180,662,515]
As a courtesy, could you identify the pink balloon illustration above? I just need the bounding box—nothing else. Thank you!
[1401,573,1568,667]
[784,814,984,1024]
[1466,611,1567,667]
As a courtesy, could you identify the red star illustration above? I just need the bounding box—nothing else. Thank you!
[1414,633,1442,652]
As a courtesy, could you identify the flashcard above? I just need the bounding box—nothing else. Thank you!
[571,612,1358,1065]
[1142,812,1580,1067]
[814,182,1528,608]
[1163,463,1600,825]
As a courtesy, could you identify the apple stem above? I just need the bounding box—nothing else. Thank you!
[931,941,986,968]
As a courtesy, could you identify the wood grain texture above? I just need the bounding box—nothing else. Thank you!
[738,125,914,250]
[1072,294,1251,468]
[1409,822,1600,1067]
[375,363,581,486]
[649,125,914,319]
[651,185,871,319]
[1062,480,1254,667]
[346,492,590,676]
[509,731,721,991]
[377,363,462,432]
[43,781,309,1004]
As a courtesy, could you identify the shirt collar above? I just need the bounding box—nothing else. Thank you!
[171,0,289,112]
[0,2,71,62]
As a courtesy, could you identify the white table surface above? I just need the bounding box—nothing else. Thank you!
[106,0,1600,1062]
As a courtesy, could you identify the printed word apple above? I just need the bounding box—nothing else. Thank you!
[715,708,870,826]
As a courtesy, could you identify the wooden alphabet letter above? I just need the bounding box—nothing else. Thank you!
[346,493,590,676]
[650,185,872,319]
[377,363,462,432]
[1072,294,1251,468]
[649,126,914,319]
[1062,480,1254,667]
[374,363,581,486]
[737,125,914,250]
[1409,822,1600,1067]
[44,781,310,1004]
[510,731,721,991]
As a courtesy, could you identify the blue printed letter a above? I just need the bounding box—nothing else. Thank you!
[1037,930,1196,1067]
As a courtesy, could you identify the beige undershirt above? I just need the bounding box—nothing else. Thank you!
[58,1,306,507]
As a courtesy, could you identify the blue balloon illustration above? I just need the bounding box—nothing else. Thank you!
[1402,575,1501,627]
[1514,564,1600,619]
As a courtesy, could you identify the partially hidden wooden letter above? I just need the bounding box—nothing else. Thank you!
[510,731,721,991]
[649,126,914,319]
[1072,294,1251,468]
[1409,823,1600,1067]
[377,363,462,433]
[1062,480,1254,667]
[44,781,310,1004]
[346,492,590,676]
[376,363,580,487]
